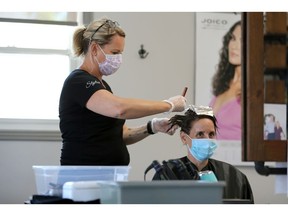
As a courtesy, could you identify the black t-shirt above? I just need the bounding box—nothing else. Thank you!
[59,69,129,165]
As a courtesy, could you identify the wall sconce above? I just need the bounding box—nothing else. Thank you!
[138,44,149,59]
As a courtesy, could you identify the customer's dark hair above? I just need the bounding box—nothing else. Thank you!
[169,109,218,134]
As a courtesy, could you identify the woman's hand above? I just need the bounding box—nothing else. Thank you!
[151,118,179,135]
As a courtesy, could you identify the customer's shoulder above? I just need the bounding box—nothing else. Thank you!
[209,158,243,173]
[209,158,246,177]
[209,158,231,166]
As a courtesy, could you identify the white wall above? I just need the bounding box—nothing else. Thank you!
[0,12,287,204]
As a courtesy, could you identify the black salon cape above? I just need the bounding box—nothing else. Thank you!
[152,156,254,203]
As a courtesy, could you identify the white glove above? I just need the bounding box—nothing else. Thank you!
[163,95,187,113]
[150,117,179,135]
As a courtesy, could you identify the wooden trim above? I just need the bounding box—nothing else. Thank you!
[242,12,287,162]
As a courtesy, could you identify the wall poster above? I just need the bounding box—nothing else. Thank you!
[195,12,252,165]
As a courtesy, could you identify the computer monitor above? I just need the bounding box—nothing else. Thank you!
[99,180,226,204]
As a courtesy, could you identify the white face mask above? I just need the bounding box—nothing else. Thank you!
[96,45,122,76]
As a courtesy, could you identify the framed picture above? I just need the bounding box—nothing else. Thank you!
[264,103,287,141]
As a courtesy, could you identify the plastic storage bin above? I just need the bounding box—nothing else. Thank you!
[32,166,130,196]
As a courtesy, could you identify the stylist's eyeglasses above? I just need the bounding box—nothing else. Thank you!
[90,19,120,40]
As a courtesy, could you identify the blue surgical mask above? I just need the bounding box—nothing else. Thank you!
[186,136,217,161]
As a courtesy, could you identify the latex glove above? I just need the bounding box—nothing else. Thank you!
[163,95,187,113]
[151,117,179,135]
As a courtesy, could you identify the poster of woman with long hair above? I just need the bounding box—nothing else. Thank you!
[195,12,246,165]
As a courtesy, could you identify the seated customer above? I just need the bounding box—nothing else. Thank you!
[152,106,254,203]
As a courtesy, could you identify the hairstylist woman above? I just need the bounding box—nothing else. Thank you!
[59,18,186,166]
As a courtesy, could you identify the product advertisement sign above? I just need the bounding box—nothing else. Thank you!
[195,12,250,165]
